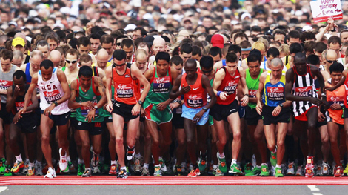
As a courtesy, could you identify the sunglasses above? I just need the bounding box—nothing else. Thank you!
[327,60,336,63]
[114,63,126,67]
[66,60,77,64]
[201,69,213,73]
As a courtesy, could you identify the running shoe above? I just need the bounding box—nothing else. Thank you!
[246,166,262,176]
[27,165,35,176]
[270,151,277,167]
[322,162,329,175]
[117,167,128,178]
[295,165,303,176]
[126,147,135,161]
[343,165,348,175]
[44,167,56,178]
[134,156,142,173]
[92,152,100,174]
[11,160,24,173]
[229,164,242,174]
[58,148,68,172]
[287,162,295,175]
[316,164,323,176]
[35,162,43,176]
[198,158,207,173]
[63,161,74,173]
[305,166,314,178]
[334,166,343,177]
[217,154,227,173]
[214,167,224,176]
[0,158,5,175]
[4,165,12,176]
[187,168,201,177]
[154,165,162,176]
[109,164,118,175]
[77,164,85,176]
[275,167,283,177]
[81,169,92,177]
[141,166,150,176]
[244,162,253,176]
[174,165,183,176]
[260,165,270,176]
[22,159,30,174]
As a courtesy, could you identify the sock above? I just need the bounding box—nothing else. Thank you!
[111,160,117,165]
[213,165,218,169]
[257,165,261,168]
[15,154,22,162]
[78,159,83,165]
[232,159,237,165]
[218,152,225,158]
[29,162,34,168]
[276,164,281,168]
[85,168,91,171]
[36,161,41,165]
[135,153,141,158]
[143,163,149,169]
[121,166,127,171]
[67,156,71,162]
[261,163,267,166]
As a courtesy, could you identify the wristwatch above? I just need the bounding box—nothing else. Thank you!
[279,104,283,108]
[138,100,143,105]
[203,107,208,112]
[94,105,98,110]
[53,101,58,106]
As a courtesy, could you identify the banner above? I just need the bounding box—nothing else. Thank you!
[310,0,343,23]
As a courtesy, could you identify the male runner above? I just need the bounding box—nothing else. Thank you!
[143,52,178,176]
[23,59,70,178]
[7,70,39,176]
[69,66,106,177]
[256,58,292,177]
[211,52,249,174]
[105,50,150,178]
[284,53,325,177]
[170,59,216,177]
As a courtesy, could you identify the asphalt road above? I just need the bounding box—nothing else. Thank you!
[1,185,348,195]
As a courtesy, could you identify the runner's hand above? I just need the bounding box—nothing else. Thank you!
[13,85,20,97]
[308,97,325,106]
[44,104,55,116]
[13,113,22,124]
[256,102,263,115]
[180,86,190,95]
[241,95,249,107]
[157,102,169,111]
[272,105,282,116]
[318,112,325,122]
[86,109,96,122]
[106,102,113,113]
[193,110,205,123]
[132,104,141,116]
[170,102,180,110]
[86,101,94,109]
[330,103,341,110]
[219,92,228,100]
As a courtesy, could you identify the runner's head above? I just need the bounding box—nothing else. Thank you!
[152,37,165,56]
[293,52,307,74]
[328,62,344,85]
[78,65,93,88]
[101,34,114,56]
[97,48,109,69]
[113,49,127,71]
[13,50,24,67]
[90,33,101,54]
[80,53,92,67]
[326,50,338,68]
[40,59,54,81]
[65,49,79,72]
[184,59,197,78]
[0,49,13,72]
[77,36,90,55]
[36,40,50,60]
[269,58,284,78]
[31,50,44,71]
[209,47,221,64]
[49,50,61,68]
[155,52,170,76]
[225,52,238,74]
[13,70,26,89]
[180,44,193,64]
[306,54,320,67]
[170,56,183,74]
[135,49,148,73]
[192,46,202,62]
[247,49,261,76]
[137,42,149,54]
[121,39,134,62]
[199,56,213,77]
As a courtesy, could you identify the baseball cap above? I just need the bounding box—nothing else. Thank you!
[12,37,25,47]
[211,34,224,48]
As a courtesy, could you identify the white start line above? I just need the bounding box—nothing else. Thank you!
[0,186,8,193]
[307,185,322,195]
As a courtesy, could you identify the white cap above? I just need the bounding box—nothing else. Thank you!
[302,26,312,31]
[241,12,252,20]
[124,24,136,31]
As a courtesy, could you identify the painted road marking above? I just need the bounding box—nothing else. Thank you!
[307,185,319,191]
[0,186,8,193]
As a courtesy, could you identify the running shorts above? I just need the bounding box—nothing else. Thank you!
[181,104,210,126]
[144,103,173,124]
[262,105,291,125]
[113,101,139,123]
[76,121,104,136]
[210,100,238,122]
[245,106,262,126]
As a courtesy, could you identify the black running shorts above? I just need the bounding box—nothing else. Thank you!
[262,105,291,125]
[113,101,139,122]
[210,100,238,122]
[245,106,262,126]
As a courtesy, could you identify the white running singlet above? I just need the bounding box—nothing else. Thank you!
[38,67,70,115]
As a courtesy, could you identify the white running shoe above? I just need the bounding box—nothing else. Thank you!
[322,162,329,175]
[295,165,303,176]
[35,161,43,176]
[287,162,295,175]
[58,148,68,172]
[44,167,56,178]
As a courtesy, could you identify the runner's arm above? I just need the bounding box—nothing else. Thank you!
[95,76,107,109]
[169,75,182,99]
[27,88,39,111]
[202,74,216,109]
[56,70,71,105]
[132,64,150,103]
[105,66,113,105]
[256,73,266,105]
[6,87,14,113]
[239,69,249,98]
[213,68,225,96]
[68,80,83,109]
[23,74,38,111]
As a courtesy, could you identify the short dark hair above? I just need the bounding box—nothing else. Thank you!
[248,49,262,63]
[121,39,134,48]
[226,52,238,63]
[288,30,301,40]
[77,36,90,47]
[170,55,183,66]
[267,47,280,58]
[307,54,320,66]
[113,50,126,60]
[100,34,113,44]
[329,61,344,74]
[40,59,54,69]
[228,44,241,54]
[290,43,303,54]
[180,43,193,54]
[78,65,93,77]
[155,52,170,63]
[90,33,101,40]
[0,49,13,61]
[192,46,201,56]
[13,70,26,82]
[200,56,214,69]
[328,36,341,46]
[209,47,221,57]
[314,42,327,53]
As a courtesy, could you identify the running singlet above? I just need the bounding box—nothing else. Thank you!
[0,65,17,103]
[343,73,348,108]
[38,67,70,115]
[327,79,345,125]
[112,67,138,105]
[181,72,207,108]
[146,67,172,104]
[216,67,240,105]
[263,71,286,107]
[246,68,263,108]
[291,65,317,117]
[13,85,33,114]
[75,77,103,122]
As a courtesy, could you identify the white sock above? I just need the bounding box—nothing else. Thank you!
[16,154,22,162]
[111,160,117,165]
[261,163,267,166]
[78,159,83,165]
[232,159,237,165]
[121,166,127,171]
[213,165,218,169]
[257,165,261,168]
[135,153,141,158]
[143,163,149,169]
[29,162,34,168]
[276,164,281,168]
[67,156,71,162]
[218,152,225,158]
[85,167,91,171]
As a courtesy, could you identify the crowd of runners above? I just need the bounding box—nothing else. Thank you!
[1,0,348,179]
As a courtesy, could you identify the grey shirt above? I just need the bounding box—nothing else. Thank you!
[0,65,17,103]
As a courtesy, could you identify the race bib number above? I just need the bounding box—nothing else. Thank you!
[116,84,134,98]
[223,81,238,95]
[43,90,62,103]
[294,86,313,97]
[153,76,171,93]
[249,90,257,98]
[267,87,284,101]
[0,80,12,91]
[15,101,33,113]
[187,95,203,108]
